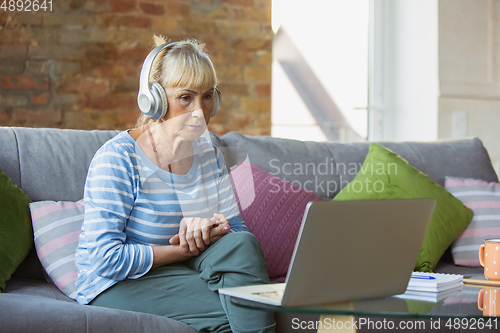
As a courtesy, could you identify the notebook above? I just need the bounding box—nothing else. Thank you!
[394,285,464,303]
[219,198,436,307]
[406,272,463,292]
[395,272,464,302]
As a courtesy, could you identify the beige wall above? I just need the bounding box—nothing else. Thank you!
[439,0,500,175]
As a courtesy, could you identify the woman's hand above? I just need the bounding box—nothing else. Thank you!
[208,213,231,244]
[169,213,231,255]
[178,217,212,255]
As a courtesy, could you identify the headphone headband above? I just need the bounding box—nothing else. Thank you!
[137,42,221,121]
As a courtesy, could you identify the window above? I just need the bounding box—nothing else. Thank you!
[271,0,369,142]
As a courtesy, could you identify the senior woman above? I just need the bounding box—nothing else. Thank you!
[74,36,275,333]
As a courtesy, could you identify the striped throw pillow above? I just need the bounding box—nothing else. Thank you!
[30,200,84,299]
[445,177,500,267]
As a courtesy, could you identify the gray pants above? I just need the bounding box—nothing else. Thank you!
[91,232,276,333]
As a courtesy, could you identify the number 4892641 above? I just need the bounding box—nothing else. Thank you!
[445,318,498,330]
[1,0,53,12]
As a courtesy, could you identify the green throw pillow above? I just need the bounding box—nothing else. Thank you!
[0,169,33,291]
[333,143,473,272]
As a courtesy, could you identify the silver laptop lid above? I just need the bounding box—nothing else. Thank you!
[282,198,435,307]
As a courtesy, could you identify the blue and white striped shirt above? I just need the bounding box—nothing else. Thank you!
[75,131,247,305]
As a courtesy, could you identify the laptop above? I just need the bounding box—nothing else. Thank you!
[218,198,436,307]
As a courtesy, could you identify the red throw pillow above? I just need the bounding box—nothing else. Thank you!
[230,161,324,282]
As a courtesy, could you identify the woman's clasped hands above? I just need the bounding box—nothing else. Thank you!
[169,213,231,256]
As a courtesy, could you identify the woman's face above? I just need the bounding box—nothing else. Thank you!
[161,85,215,141]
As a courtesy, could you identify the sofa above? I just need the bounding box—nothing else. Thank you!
[0,126,498,333]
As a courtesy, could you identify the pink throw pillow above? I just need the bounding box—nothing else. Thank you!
[230,162,324,281]
[30,200,84,299]
[445,177,500,266]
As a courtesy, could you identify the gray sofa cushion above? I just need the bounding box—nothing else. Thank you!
[0,293,197,333]
[0,127,120,202]
[213,132,498,199]
[2,127,496,202]
[3,278,197,332]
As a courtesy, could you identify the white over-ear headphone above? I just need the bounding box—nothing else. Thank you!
[137,42,221,121]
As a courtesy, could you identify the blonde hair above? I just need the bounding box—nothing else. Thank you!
[136,35,219,127]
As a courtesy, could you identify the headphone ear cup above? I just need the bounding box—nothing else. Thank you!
[149,82,168,121]
[211,87,221,117]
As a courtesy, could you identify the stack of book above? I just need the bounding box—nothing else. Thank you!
[395,272,464,302]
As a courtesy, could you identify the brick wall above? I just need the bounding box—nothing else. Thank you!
[0,0,272,136]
